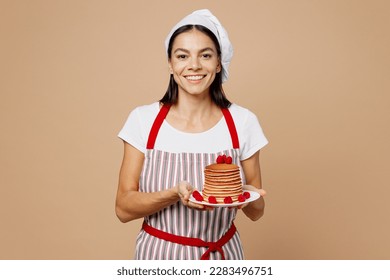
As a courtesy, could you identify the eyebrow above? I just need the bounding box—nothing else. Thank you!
[173,47,216,54]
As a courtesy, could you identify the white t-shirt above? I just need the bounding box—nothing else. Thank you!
[118,102,268,160]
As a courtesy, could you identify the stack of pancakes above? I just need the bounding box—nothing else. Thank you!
[203,163,243,203]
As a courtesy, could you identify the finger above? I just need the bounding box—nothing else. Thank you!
[188,201,205,210]
[203,206,214,211]
[259,189,267,197]
[238,202,249,209]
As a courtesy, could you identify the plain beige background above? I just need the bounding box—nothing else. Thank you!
[1,0,389,259]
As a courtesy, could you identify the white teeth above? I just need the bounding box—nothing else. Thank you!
[186,75,204,80]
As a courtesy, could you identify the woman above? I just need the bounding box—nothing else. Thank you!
[116,9,268,260]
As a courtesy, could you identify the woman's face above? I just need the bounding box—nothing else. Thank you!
[168,29,221,98]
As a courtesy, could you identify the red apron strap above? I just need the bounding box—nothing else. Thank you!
[142,222,236,260]
[221,108,240,149]
[146,104,239,149]
[146,104,171,149]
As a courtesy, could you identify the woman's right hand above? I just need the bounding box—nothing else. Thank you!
[116,143,213,223]
[176,181,212,210]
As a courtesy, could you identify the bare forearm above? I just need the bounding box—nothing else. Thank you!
[116,187,180,223]
[241,151,266,221]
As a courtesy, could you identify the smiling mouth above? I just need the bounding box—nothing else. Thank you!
[185,75,206,81]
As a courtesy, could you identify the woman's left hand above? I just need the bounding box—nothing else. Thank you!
[243,185,267,198]
[237,185,266,209]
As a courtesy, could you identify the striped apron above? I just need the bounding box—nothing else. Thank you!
[135,104,245,260]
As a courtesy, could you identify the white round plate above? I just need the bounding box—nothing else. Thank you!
[189,190,260,208]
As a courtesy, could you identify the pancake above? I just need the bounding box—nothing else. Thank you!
[202,162,244,203]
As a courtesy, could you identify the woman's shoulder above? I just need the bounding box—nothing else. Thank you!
[131,102,160,116]
[125,102,160,123]
[228,104,268,157]
[228,103,258,123]
[121,101,160,131]
[118,102,160,151]
[229,103,249,113]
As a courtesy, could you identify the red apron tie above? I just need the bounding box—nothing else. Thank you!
[142,222,236,260]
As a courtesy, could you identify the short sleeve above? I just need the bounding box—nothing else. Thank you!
[239,109,268,160]
[118,107,147,154]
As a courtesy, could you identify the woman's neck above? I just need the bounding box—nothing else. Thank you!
[166,94,222,133]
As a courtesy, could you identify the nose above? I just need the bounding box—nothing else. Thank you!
[189,56,202,70]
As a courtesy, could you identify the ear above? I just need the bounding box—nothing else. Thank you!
[216,57,222,73]
[216,62,222,73]
[168,60,173,74]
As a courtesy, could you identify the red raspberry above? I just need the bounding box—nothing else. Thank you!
[192,190,204,202]
[208,196,217,204]
[225,156,232,164]
[216,155,225,164]
[238,194,246,202]
[243,191,251,199]
[224,196,233,204]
